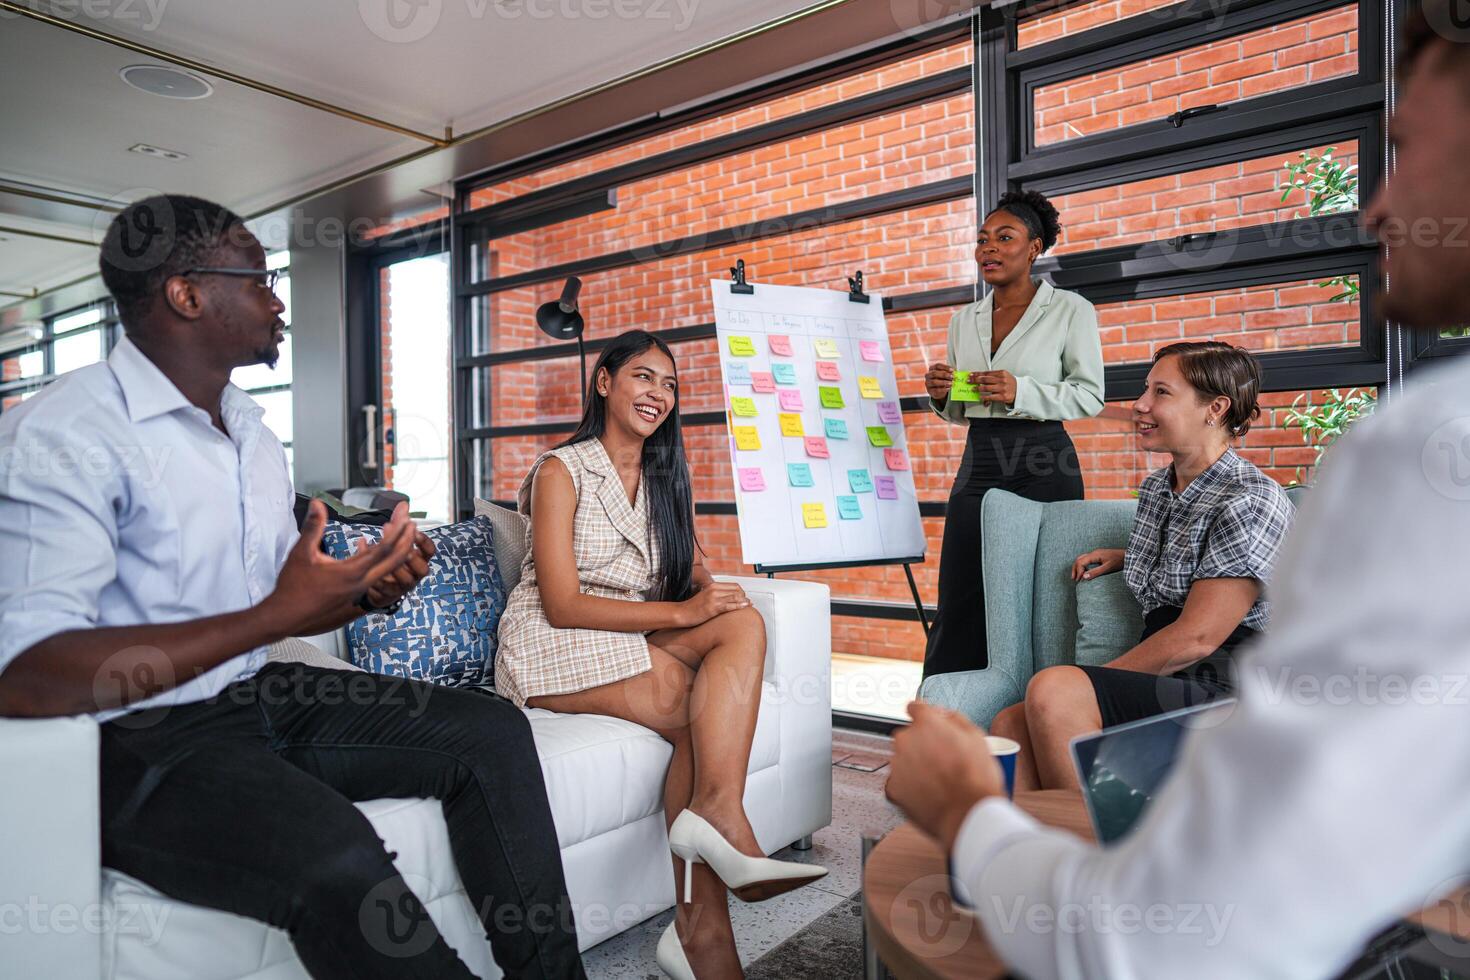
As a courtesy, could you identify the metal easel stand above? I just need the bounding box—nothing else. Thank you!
[754,556,930,637]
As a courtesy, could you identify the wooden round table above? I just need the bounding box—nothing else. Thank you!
[862,790,1091,980]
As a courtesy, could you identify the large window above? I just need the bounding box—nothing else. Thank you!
[444,0,1401,723]
[2,252,297,479]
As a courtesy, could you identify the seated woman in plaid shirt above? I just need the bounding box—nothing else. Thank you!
[989,341,1295,792]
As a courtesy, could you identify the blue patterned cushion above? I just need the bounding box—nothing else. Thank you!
[320,517,507,687]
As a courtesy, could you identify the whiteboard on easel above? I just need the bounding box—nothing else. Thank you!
[710,279,926,569]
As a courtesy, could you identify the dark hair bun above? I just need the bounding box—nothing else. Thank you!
[991,189,1062,253]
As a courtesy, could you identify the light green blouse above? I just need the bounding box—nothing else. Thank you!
[929,277,1105,423]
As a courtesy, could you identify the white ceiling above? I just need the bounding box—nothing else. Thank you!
[0,0,824,309]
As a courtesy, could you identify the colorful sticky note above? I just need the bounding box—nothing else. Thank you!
[802,503,828,529]
[738,467,766,492]
[824,417,849,440]
[858,376,883,399]
[728,335,756,357]
[950,371,982,402]
[730,397,758,417]
[779,413,804,437]
[837,496,863,520]
[750,371,776,393]
[860,340,883,362]
[884,448,911,471]
[866,426,894,448]
[768,335,793,357]
[733,426,760,451]
[778,389,804,412]
[813,338,840,359]
[772,363,798,386]
[819,386,845,410]
[816,361,841,382]
[787,463,814,488]
[848,469,874,493]
[877,400,901,424]
[875,475,898,499]
[726,361,752,385]
[804,436,830,459]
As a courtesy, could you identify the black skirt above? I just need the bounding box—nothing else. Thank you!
[923,418,1084,678]
[1078,605,1260,729]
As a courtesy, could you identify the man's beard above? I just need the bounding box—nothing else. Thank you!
[252,343,280,370]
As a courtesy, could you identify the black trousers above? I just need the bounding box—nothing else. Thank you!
[923,419,1085,678]
[1078,604,1260,729]
[100,662,586,980]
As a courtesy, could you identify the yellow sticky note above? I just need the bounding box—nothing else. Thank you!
[730,397,758,417]
[813,338,840,359]
[733,426,761,451]
[858,376,883,399]
[802,502,828,529]
[779,413,805,437]
[728,335,757,357]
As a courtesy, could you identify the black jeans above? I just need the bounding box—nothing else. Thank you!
[923,419,1085,679]
[100,662,586,980]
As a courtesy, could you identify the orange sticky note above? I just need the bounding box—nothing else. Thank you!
[804,436,830,459]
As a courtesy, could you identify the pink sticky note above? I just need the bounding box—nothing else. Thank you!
[738,467,766,492]
[860,341,883,362]
[804,436,830,459]
[768,335,793,356]
[816,361,841,382]
[750,371,776,393]
[883,448,910,471]
[875,476,898,499]
[877,400,901,424]
[778,389,804,411]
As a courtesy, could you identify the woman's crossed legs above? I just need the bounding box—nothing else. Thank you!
[529,606,767,979]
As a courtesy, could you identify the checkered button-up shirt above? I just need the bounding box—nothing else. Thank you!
[1122,448,1293,631]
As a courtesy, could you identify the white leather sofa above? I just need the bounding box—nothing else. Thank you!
[0,574,832,980]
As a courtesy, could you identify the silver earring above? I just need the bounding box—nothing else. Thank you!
[1206,418,1216,426]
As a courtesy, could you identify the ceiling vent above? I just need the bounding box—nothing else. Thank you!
[119,65,214,100]
[128,143,189,161]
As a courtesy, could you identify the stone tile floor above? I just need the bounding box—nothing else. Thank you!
[581,728,902,979]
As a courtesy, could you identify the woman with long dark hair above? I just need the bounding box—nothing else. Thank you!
[922,190,1105,679]
[494,330,826,980]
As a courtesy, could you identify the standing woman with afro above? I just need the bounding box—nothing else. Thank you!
[921,190,1105,680]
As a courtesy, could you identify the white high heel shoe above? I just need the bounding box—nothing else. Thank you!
[656,922,695,980]
[667,809,827,903]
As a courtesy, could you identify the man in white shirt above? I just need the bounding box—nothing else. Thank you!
[885,5,1470,977]
[0,195,585,979]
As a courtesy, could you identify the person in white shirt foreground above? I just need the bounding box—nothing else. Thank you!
[885,5,1470,977]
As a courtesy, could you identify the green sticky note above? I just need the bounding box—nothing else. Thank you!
[836,495,863,520]
[824,417,849,440]
[867,426,894,448]
[787,463,814,488]
[848,469,874,493]
[728,335,757,357]
[950,370,982,402]
[819,386,845,410]
[772,363,798,386]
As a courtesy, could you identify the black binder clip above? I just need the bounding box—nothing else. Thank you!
[729,259,754,295]
[847,270,870,304]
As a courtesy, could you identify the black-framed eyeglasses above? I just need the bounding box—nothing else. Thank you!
[183,267,283,293]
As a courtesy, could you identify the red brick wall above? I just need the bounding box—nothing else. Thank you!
[1034,6,1358,145]
[448,16,1365,665]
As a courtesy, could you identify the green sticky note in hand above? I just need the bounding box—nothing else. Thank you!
[950,370,982,402]
[866,426,894,448]
[819,386,845,410]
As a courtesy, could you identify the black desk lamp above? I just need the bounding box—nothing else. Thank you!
[536,276,587,405]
